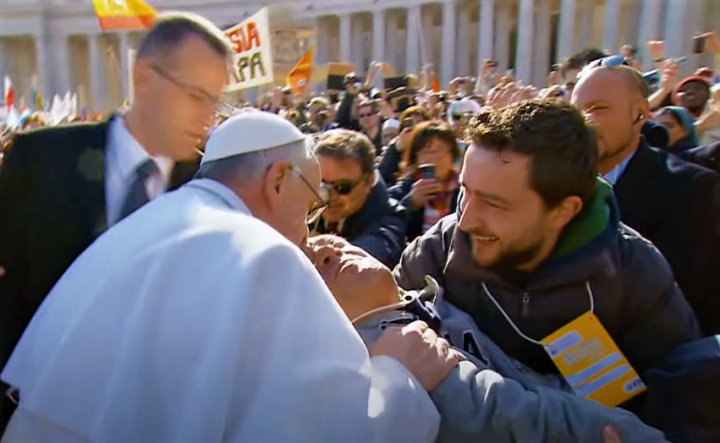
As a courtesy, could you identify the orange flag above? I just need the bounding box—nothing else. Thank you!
[432,75,441,92]
[286,44,315,95]
[91,0,157,31]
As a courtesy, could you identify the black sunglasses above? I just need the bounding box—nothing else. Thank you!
[322,177,367,196]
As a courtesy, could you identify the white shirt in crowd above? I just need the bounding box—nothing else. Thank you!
[1,178,440,443]
[104,116,174,226]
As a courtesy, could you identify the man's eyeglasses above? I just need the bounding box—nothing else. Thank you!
[291,167,327,224]
[322,176,367,196]
[150,64,234,116]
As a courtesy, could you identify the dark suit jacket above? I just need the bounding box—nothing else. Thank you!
[614,140,720,336]
[680,142,720,175]
[0,120,197,371]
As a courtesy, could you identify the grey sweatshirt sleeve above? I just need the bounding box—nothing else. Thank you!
[431,360,669,443]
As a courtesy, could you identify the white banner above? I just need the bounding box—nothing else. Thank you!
[225,7,274,91]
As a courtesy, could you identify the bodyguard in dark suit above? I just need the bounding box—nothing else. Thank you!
[0,12,235,430]
[573,65,720,337]
[613,141,720,336]
[680,141,720,175]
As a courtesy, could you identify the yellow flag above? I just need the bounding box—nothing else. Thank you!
[91,0,157,31]
[286,44,315,95]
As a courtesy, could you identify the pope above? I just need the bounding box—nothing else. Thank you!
[0,112,458,442]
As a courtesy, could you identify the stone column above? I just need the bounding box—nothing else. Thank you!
[316,17,330,64]
[351,15,364,69]
[34,32,50,98]
[421,6,435,69]
[119,31,130,101]
[577,0,593,51]
[637,0,663,71]
[406,5,421,74]
[602,0,621,53]
[494,2,510,71]
[456,3,470,76]
[88,33,106,112]
[685,0,707,73]
[0,39,6,82]
[478,0,495,72]
[339,13,352,63]
[533,0,551,86]
[440,0,457,87]
[556,0,576,63]
[515,0,534,83]
[53,34,71,97]
[372,9,386,87]
[663,0,688,59]
[385,12,399,71]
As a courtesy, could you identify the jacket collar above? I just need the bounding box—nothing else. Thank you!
[613,138,665,221]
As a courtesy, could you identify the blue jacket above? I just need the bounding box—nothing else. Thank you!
[356,289,670,443]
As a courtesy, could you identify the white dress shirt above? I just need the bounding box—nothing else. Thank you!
[105,117,174,226]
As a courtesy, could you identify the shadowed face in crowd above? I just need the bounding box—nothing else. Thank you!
[571,68,645,174]
[677,80,710,116]
[458,144,557,271]
[655,110,688,147]
[317,156,373,224]
[303,235,398,320]
[134,34,229,161]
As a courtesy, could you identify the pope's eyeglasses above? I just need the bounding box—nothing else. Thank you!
[291,167,328,224]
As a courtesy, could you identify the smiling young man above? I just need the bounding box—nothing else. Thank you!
[310,129,407,267]
[393,100,701,425]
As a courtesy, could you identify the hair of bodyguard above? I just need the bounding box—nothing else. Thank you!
[137,11,234,62]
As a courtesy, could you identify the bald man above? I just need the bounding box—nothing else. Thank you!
[572,66,720,336]
[303,234,671,443]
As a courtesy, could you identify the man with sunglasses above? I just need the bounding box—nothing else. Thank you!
[357,100,384,155]
[311,129,408,268]
[1,112,456,442]
[0,12,233,431]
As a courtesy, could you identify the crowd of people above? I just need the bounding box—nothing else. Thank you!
[1,9,720,443]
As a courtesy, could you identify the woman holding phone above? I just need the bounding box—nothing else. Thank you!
[388,122,462,240]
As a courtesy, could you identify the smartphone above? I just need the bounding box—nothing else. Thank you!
[419,164,436,180]
[693,35,707,54]
[400,117,415,132]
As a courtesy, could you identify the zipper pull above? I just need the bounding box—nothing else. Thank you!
[521,293,530,317]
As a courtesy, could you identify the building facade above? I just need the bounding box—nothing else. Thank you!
[1,0,719,113]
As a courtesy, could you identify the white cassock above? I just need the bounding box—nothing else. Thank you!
[1,178,440,443]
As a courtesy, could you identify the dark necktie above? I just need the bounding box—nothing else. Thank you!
[119,159,159,221]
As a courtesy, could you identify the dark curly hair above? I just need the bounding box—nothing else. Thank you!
[403,121,461,173]
[466,100,598,208]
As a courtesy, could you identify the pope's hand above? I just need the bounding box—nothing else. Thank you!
[369,321,461,392]
[602,425,623,443]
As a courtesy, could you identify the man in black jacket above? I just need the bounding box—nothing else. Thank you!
[573,65,720,336]
[680,141,720,174]
[0,12,233,430]
[310,129,407,268]
[394,100,704,439]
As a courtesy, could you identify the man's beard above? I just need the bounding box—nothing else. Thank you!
[467,225,546,273]
[482,237,545,274]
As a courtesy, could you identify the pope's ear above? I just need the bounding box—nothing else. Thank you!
[263,160,292,209]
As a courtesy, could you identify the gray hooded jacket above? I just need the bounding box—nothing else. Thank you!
[356,284,669,443]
